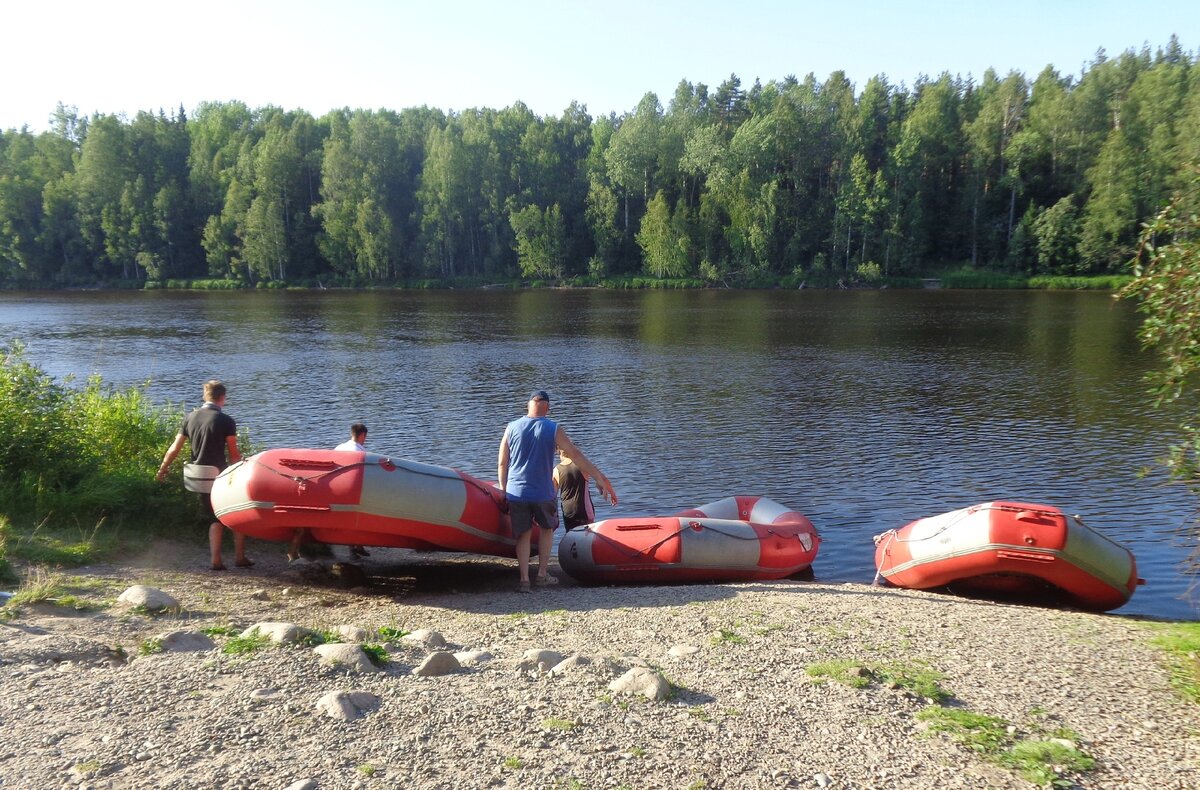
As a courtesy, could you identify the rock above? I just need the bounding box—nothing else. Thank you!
[335,625,370,643]
[330,562,368,588]
[813,773,833,787]
[282,781,318,790]
[453,650,494,664]
[403,629,447,649]
[116,585,179,613]
[608,667,671,701]
[413,651,460,677]
[549,654,592,676]
[249,688,281,701]
[523,648,565,672]
[154,630,216,653]
[249,589,270,601]
[1050,737,1078,750]
[668,643,701,659]
[314,643,381,673]
[315,690,380,722]
[241,622,313,644]
[845,666,871,679]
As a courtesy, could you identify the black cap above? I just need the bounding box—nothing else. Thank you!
[529,390,550,403]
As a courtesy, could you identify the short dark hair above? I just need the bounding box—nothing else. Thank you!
[203,380,226,402]
[350,423,367,439]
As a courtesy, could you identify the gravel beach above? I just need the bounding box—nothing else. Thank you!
[1,540,1197,790]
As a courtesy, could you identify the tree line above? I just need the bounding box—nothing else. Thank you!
[1,38,1197,288]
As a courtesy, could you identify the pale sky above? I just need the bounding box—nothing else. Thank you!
[2,0,1197,130]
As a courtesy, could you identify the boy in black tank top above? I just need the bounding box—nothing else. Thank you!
[553,450,596,530]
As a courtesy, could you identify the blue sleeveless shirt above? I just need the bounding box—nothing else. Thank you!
[504,416,558,502]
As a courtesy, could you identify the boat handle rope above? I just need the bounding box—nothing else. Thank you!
[871,505,1092,586]
[247,456,503,502]
[586,520,812,562]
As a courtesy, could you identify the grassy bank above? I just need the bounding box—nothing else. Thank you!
[0,343,202,582]
[939,271,1133,290]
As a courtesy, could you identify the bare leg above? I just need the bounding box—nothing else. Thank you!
[288,529,303,561]
[209,521,224,568]
[516,529,532,583]
[233,531,249,565]
[536,525,554,580]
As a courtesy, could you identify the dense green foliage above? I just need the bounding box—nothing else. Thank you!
[0,343,195,574]
[1,40,1197,287]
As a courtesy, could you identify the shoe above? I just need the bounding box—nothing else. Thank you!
[535,574,559,587]
[286,552,299,563]
[210,564,228,571]
[235,558,255,568]
[517,580,531,593]
[350,545,370,558]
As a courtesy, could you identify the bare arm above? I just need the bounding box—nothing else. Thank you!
[226,434,242,464]
[157,434,186,481]
[497,429,510,497]
[555,427,617,505]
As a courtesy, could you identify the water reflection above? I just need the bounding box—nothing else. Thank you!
[1,288,1195,619]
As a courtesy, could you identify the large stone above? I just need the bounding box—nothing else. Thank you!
[241,622,313,644]
[282,781,318,790]
[116,585,179,613]
[609,667,671,701]
[154,630,216,653]
[314,643,380,673]
[413,651,460,677]
[549,654,592,676]
[668,643,701,659]
[402,629,447,649]
[523,649,565,672]
[453,649,494,665]
[335,625,370,643]
[315,690,380,722]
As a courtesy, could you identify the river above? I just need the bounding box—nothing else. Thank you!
[1,288,1195,619]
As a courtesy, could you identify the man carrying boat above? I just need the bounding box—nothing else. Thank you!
[498,390,617,593]
[157,379,252,571]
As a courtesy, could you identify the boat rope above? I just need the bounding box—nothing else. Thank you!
[585,520,813,562]
[247,456,503,502]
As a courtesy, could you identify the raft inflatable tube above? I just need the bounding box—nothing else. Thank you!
[558,495,819,584]
[873,501,1141,611]
[211,448,515,556]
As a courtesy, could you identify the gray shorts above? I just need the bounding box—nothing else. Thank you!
[509,500,558,537]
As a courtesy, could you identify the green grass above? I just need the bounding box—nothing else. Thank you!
[806,659,874,689]
[503,756,522,770]
[0,342,215,570]
[376,625,410,641]
[201,624,237,637]
[711,628,746,646]
[356,764,376,777]
[221,629,273,656]
[541,717,576,731]
[139,637,164,656]
[1150,621,1200,703]
[361,643,388,667]
[876,662,951,702]
[1000,739,1095,786]
[918,707,1095,787]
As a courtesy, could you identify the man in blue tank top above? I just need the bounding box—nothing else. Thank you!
[499,390,617,592]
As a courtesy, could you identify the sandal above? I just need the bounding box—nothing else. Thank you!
[235,558,255,568]
[517,580,531,593]
[535,574,559,587]
[210,564,228,571]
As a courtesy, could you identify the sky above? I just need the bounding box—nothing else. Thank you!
[2,0,1198,131]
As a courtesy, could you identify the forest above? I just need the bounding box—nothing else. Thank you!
[0,38,1197,288]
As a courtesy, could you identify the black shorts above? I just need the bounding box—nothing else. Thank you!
[199,493,215,520]
[509,500,558,537]
[563,514,591,531]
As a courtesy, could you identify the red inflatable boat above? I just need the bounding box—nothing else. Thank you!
[211,449,516,556]
[873,501,1141,611]
[558,495,819,583]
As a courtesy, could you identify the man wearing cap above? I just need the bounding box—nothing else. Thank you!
[498,390,617,592]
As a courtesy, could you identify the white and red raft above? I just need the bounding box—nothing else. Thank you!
[873,501,1142,612]
[558,495,820,584]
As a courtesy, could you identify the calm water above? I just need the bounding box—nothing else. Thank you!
[2,288,1196,620]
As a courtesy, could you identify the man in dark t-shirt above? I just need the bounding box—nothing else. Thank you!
[157,379,251,570]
